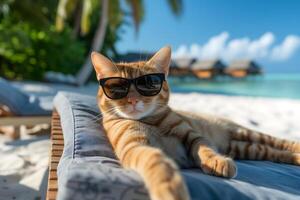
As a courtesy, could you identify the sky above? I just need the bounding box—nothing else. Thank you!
[116,0,300,73]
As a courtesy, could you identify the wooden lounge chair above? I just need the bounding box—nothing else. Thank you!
[46,109,63,200]
[0,78,52,139]
[0,113,51,139]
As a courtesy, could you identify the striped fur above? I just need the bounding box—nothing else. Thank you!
[91,47,300,200]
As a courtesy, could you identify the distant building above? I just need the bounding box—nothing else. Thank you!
[115,53,263,79]
[169,57,195,77]
[191,59,226,79]
[226,60,262,78]
[116,52,153,62]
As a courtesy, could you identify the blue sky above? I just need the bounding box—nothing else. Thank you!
[116,0,300,73]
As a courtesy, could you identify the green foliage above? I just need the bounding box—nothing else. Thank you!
[0,0,120,80]
[56,0,101,36]
[0,18,86,80]
[0,0,182,81]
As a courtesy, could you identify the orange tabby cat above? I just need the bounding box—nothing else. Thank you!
[91,46,300,200]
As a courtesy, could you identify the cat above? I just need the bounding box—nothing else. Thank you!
[91,46,300,200]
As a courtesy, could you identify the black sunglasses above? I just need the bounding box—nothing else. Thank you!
[99,73,165,99]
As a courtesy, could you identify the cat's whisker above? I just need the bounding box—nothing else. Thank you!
[85,107,121,125]
[88,106,122,122]
[89,112,104,121]
[89,105,128,122]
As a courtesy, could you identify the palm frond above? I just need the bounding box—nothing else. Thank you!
[81,0,93,35]
[109,0,123,29]
[55,0,77,32]
[125,0,144,33]
[167,0,183,16]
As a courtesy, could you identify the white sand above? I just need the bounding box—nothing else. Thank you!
[1,93,300,200]
[169,93,300,141]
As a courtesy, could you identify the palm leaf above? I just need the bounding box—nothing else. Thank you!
[126,0,144,33]
[81,0,93,35]
[56,0,78,32]
[167,0,183,16]
[109,0,123,29]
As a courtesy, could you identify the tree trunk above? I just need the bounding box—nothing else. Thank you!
[72,2,83,38]
[75,0,109,86]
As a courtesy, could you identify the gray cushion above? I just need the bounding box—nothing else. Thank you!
[54,92,300,200]
[0,78,51,116]
[44,71,77,85]
[54,92,148,200]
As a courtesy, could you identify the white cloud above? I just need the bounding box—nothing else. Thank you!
[173,32,300,62]
[271,35,300,61]
[173,45,190,58]
[223,32,275,60]
[199,32,229,59]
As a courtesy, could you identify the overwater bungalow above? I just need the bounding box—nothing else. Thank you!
[169,57,195,77]
[226,60,262,78]
[191,59,226,79]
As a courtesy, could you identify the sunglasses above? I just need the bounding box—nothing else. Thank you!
[99,73,165,99]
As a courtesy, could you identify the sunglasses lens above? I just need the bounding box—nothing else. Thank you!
[103,78,129,99]
[136,74,163,96]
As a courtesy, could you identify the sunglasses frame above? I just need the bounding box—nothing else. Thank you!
[99,73,166,100]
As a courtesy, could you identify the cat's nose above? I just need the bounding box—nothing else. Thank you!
[128,97,138,106]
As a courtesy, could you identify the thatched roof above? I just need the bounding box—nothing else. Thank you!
[171,57,195,69]
[228,60,261,71]
[191,59,226,70]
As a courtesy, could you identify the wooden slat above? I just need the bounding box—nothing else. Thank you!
[50,156,61,163]
[52,145,64,150]
[52,150,63,156]
[48,179,58,190]
[49,171,58,180]
[46,110,64,200]
[52,135,64,140]
[0,116,51,126]
[52,131,62,136]
[53,140,64,145]
[47,192,57,200]
[50,163,58,170]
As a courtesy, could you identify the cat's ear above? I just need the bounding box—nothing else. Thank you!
[91,52,115,80]
[147,46,171,76]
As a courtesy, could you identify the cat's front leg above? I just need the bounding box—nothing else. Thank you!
[184,131,237,178]
[119,144,190,200]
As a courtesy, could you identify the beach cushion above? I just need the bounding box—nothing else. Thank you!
[53,92,300,200]
[44,71,77,85]
[0,78,51,116]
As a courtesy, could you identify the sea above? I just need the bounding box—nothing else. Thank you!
[168,73,300,100]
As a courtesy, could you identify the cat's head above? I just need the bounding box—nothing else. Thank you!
[91,46,171,120]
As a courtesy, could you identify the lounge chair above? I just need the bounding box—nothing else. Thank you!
[44,61,93,86]
[47,91,300,200]
[0,78,52,139]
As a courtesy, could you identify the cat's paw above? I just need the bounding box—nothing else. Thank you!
[150,173,190,200]
[201,156,237,178]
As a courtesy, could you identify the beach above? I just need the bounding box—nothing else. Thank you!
[1,92,300,200]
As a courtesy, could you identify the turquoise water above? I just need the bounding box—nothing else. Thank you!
[168,74,300,99]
